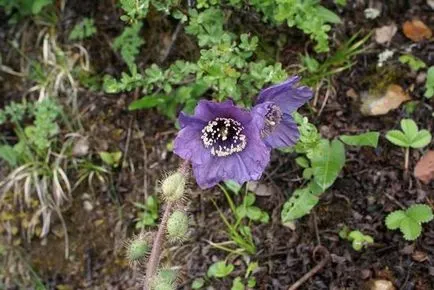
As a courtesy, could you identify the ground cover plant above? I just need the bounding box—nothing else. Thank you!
[0,0,434,289]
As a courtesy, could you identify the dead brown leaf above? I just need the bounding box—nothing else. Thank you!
[360,84,411,116]
[403,19,432,42]
[414,151,434,184]
[375,24,397,44]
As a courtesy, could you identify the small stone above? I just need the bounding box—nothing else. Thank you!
[414,151,434,184]
[365,279,396,290]
[72,138,90,157]
[375,24,397,45]
[428,0,434,9]
[83,201,94,212]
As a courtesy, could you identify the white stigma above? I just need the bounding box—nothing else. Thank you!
[201,117,247,157]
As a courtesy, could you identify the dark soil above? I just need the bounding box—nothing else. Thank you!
[1,0,434,289]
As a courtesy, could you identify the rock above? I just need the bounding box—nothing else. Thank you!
[427,0,434,9]
[403,20,432,42]
[414,151,434,184]
[365,280,396,290]
[360,85,411,116]
[375,24,397,45]
[72,137,90,157]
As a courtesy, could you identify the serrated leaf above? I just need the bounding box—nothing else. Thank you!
[400,218,422,241]
[385,130,409,147]
[0,145,18,167]
[311,139,346,191]
[339,132,380,148]
[281,187,319,223]
[410,130,432,148]
[400,119,418,141]
[406,204,434,223]
[385,210,406,230]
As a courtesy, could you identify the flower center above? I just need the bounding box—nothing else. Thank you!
[262,104,282,138]
[201,117,247,157]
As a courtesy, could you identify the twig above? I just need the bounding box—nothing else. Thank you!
[160,22,183,63]
[287,245,330,290]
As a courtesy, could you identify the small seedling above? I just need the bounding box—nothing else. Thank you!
[339,226,374,251]
[134,195,159,228]
[399,54,426,72]
[207,261,234,278]
[385,204,433,240]
[99,151,123,168]
[385,119,432,171]
[235,193,269,224]
[425,66,434,99]
[191,278,205,289]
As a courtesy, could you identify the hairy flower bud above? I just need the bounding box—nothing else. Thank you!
[166,210,188,242]
[161,172,186,202]
[127,237,150,262]
[152,268,177,290]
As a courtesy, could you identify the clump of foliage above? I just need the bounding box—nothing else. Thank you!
[0,0,54,23]
[385,204,433,241]
[69,18,97,41]
[112,22,145,72]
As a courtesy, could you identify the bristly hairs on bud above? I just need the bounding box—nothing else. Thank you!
[160,171,186,202]
[166,210,189,243]
[125,234,151,264]
[151,267,178,290]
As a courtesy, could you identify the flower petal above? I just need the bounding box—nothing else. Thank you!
[257,76,313,113]
[263,113,299,149]
[194,99,235,121]
[173,125,211,165]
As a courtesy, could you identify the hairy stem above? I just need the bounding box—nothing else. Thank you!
[144,201,173,290]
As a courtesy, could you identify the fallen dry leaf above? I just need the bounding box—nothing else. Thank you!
[360,84,411,116]
[403,19,432,42]
[414,151,434,184]
[375,24,397,44]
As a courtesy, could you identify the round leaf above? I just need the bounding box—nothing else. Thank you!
[406,204,434,223]
[385,130,409,147]
[410,130,432,148]
[400,218,422,241]
[385,210,406,230]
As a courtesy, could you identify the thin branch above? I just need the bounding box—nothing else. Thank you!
[287,245,330,290]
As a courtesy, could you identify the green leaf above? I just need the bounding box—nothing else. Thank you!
[424,66,434,98]
[316,6,341,24]
[385,130,409,147]
[231,277,244,290]
[295,156,310,168]
[281,187,319,223]
[311,139,346,191]
[225,180,242,194]
[339,132,380,148]
[192,278,205,289]
[400,218,422,241]
[400,119,418,142]
[406,204,434,223]
[246,207,263,221]
[207,261,234,278]
[99,151,122,167]
[0,145,18,167]
[411,130,432,148]
[385,210,406,230]
[128,94,166,110]
[31,0,52,14]
[399,54,426,71]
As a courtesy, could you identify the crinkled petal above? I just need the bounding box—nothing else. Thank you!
[251,101,272,131]
[257,76,312,113]
[173,125,211,165]
[178,112,206,129]
[263,113,299,149]
[194,99,235,121]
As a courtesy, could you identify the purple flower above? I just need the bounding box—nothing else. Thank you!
[253,76,313,149]
[174,100,270,189]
